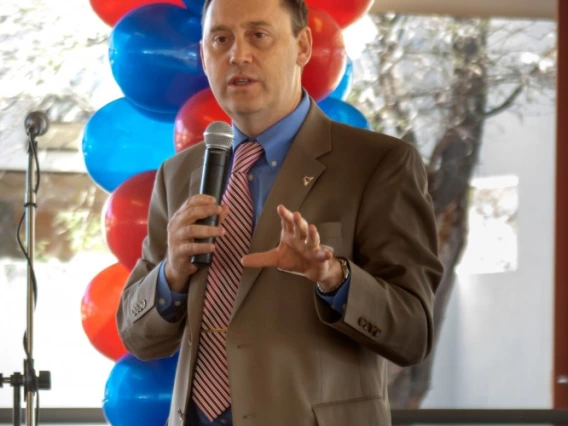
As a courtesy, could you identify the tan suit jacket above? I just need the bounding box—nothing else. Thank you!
[117,101,443,426]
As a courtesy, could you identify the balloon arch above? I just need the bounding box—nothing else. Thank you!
[80,0,372,423]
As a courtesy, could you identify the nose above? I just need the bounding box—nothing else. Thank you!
[229,36,252,65]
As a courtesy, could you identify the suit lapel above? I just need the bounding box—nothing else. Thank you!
[188,268,208,346]
[188,166,202,196]
[186,165,208,345]
[230,102,332,322]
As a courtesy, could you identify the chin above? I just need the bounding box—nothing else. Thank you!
[228,100,264,116]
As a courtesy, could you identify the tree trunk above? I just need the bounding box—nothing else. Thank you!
[387,18,490,408]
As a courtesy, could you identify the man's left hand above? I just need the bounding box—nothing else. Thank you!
[241,204,344,292]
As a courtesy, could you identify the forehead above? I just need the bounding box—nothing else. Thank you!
[203,0,290,30]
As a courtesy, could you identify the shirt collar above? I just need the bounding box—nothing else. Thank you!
[232,90,311,167]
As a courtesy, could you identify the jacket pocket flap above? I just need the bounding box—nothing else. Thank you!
[312,396,388,426]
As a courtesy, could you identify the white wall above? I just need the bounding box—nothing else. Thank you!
[0,254,117,408]
[423,96,556,408]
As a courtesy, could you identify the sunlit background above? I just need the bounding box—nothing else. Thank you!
[0,0,558,420]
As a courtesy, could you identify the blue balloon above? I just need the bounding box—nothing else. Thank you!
[318,97,371,130]
[103,353,179,426]
[82,98,176,193]
[110,4,208,114]
[329,57,353,101]
[182,0,206,16]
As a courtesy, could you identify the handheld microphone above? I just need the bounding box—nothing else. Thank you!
[25,111,49,137]
[191,121,233,268]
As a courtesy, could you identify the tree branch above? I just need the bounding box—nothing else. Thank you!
[484,84,524,118]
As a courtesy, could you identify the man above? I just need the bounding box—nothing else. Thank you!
[117,0,443,424]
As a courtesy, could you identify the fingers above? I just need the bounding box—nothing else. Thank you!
[293,212,308,241]
[165,240,215,291]
[166,194,228,284]
[219,204,230,225]
[277,205,294,233]
[187,203,224,225]
[277,205,308,240]
[176,241,217,258]
[305,226,333,261]
[172,195,226,233]
[243,205,337,283]
[173,224,226,241]
[184,194,217,208]
[242,248,279,268]
[305,224,320,250]
[314,246,334,262]
[277,204,330,263]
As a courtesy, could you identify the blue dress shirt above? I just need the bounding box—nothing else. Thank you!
[155,91,350,425]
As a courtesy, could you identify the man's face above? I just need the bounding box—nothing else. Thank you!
[201,0,312,130]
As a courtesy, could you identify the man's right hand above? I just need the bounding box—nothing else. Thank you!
[164,195,228,293]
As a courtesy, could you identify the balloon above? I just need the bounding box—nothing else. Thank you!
[305,0,374,28]
[103,353,179,426]
[175,88,231,153]
[318,97,371,130]
[302,9,346,101]
[329,57,353,101]
[82,97,176,193]
[181,0,205,16]
[109,4,208,114]
[89,0,186,27]
[81,263,130,361]
[104,170,156,271]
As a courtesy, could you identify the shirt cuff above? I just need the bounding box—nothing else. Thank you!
[156,261,188,322]
[315,275,351,315]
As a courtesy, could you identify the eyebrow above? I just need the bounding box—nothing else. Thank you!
[208,21,274,33]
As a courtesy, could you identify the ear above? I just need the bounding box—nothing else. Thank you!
[296,26,312,68]
[200,41,208,76]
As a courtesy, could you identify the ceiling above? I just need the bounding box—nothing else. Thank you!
[369,0,557,20]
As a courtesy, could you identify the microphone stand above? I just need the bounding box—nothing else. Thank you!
[1,112,51,425]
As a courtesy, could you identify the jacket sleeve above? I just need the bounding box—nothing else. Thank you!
[314,142,443,367]
[116,164,186,361]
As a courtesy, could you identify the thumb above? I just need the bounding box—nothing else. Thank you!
[219,204,230,225]
[242,249,279,268]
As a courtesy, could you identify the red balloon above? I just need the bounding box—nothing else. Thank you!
[303,9,347,101]
[104,170,156,271]
[306,0,373,28]
[174,88,231,153]
[81,263,130,361]
[89,0,186,27]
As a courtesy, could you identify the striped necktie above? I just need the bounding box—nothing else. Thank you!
[192,141,264,421]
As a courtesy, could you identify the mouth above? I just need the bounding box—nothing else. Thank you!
[228,76,259,87]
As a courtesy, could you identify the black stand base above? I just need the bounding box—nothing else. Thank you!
[1,360,51,426]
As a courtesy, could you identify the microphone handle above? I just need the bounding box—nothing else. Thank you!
[191,148,230,268]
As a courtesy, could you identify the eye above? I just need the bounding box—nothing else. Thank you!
[214,36,229,44]
[254,32,267,39]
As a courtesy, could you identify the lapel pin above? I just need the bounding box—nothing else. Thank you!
[303,176,314,186]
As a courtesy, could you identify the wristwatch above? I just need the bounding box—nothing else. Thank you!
[316,257,350,294]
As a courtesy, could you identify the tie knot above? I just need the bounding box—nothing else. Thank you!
[232,141,264,174]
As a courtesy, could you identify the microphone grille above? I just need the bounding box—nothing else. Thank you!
[204,121,233,151]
